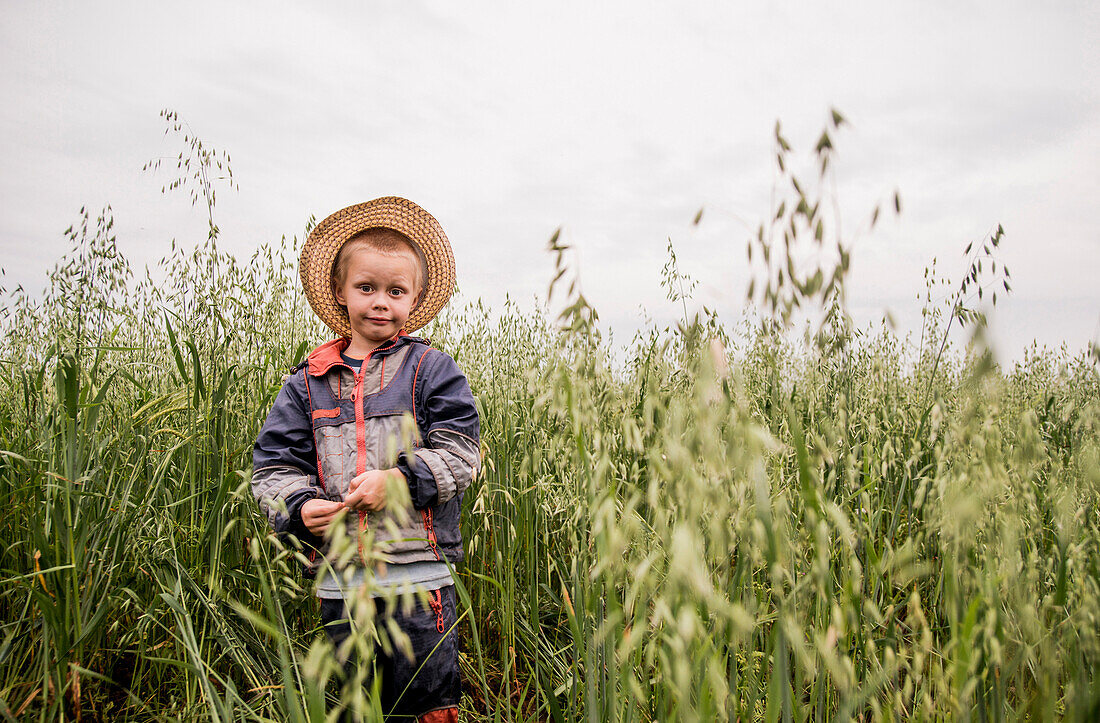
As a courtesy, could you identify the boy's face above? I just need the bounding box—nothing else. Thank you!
[333,246,423,355]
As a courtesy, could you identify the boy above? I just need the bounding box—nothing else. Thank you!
[251,197,480,722]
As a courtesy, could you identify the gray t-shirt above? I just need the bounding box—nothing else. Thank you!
[316,560,453,601]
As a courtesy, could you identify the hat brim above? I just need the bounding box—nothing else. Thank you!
[300,197,456,338]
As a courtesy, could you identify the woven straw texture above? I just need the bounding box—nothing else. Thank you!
[300,197,456,338]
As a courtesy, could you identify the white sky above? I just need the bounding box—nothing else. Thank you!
[1,1,1097,362]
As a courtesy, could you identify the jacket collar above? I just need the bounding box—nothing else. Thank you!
[306,331,426,377]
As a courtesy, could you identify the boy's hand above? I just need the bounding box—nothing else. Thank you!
[301,499,344,535]
[344,468,403,512]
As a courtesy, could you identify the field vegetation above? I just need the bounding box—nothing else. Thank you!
[0,113,1097,721]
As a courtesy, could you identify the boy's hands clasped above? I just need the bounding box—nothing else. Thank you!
[301,468,404,535]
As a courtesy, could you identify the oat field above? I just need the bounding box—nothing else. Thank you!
[1,122,1098,721]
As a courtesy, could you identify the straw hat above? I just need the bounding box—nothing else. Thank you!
[300,197,456,338]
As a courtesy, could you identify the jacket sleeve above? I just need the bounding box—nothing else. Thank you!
[251,370,323,542]
[397,349,481,509]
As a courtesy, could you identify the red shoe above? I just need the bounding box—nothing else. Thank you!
[417,707,458,723]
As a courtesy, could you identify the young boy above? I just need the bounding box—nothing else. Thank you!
[251,197,480,722]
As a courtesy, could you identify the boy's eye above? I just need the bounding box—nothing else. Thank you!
[358,285,374,293]
[389,288,405,296]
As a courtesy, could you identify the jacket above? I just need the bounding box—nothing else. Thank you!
[251,334,481,575]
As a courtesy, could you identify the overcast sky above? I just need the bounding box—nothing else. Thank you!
[1,1,1097,362]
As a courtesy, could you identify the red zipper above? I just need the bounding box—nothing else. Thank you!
[304,373,328,494]
[350,362,368,564]
[348,340,397,564]
[429,589,445,633]
[422,508,441,560]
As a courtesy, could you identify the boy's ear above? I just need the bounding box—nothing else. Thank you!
[332,281,347,307]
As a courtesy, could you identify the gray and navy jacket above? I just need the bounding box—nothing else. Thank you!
[251,333,481,575]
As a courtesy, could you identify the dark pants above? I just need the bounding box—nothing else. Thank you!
[320,585,461,719]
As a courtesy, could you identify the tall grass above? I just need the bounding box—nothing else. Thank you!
[0,114,1097,721]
